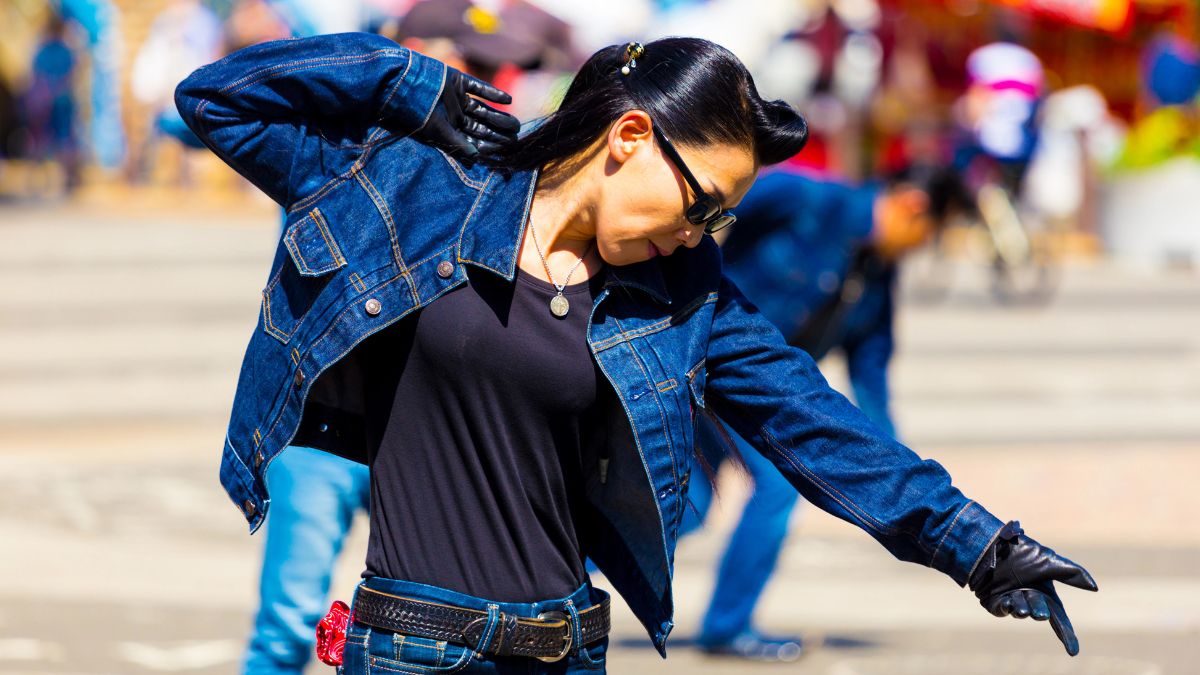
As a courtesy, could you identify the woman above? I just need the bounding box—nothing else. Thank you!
[176,33,1096,674]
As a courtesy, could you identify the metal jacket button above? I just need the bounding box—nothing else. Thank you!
[364,298,382,316]
[437,260,454,278]
[294,369,305,386]
[243,500,257,517]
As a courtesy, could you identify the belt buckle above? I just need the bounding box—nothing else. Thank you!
[534,610,572,663]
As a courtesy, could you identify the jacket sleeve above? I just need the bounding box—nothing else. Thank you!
[703,273,1003,586]
[174,32,447,207]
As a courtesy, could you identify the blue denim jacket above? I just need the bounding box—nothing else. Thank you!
[723,171,898,435]
[177,33,1003,655]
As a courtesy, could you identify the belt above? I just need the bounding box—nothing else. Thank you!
[351,585,611,663]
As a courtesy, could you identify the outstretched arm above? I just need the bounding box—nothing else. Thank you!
[704,274,1095,654]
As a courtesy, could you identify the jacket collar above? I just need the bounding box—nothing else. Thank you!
[458,167,671,305]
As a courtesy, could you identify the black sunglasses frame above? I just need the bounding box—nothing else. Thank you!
[651,125,737,234]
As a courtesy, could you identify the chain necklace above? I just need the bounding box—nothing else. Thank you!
[529,223,593,318]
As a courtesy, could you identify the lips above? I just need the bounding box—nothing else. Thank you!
[648,242,666,259]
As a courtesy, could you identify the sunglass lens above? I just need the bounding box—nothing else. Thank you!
[705,213,736,234]
[687,196,720,224]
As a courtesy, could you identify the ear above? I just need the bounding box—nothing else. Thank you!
[606,110,653,165]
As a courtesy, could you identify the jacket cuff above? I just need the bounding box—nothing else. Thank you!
[930,501,1006,586]
[381,49,447,133]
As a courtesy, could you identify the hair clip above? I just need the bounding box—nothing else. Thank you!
[621,42,645,76]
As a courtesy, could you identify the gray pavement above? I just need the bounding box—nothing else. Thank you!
[0,200,1197,674]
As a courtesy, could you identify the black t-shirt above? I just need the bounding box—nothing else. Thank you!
[359,264,609,602]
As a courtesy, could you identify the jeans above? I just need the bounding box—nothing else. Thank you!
[243,446,371,674]
[341,577,609,674]
[680,419,801,644]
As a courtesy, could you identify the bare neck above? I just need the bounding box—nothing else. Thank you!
[517,159,605,284]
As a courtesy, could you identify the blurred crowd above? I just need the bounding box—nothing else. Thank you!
[0,1,1197,214]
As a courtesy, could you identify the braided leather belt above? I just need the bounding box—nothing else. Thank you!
[352,586,611,662]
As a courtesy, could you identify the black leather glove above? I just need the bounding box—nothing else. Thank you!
[420,67,520,158]
[968,521,1098,656]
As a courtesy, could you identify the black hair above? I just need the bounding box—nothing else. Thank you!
[484,37,808,173]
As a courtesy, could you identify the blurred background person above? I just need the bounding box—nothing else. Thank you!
[128,0,222,186]
[20,8,82,194]
[680,168,936,662]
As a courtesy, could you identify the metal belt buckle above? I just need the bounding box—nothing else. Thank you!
[534,610,572,663]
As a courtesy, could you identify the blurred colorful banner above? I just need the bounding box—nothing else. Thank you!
[990,0,1133,33]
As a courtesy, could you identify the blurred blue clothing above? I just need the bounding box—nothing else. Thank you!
[242,446,370,675]
[721,170,896,435]
[685,170,898,643]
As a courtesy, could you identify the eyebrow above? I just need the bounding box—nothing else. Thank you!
[705,180,727,206]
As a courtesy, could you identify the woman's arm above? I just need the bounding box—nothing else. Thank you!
[704,275,1097,654]
[174,32,515,208]
[704,274,1003,584]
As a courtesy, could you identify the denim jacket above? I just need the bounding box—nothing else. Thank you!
[177,33,1004,655]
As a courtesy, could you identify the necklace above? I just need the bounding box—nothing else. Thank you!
[529,223,593,318]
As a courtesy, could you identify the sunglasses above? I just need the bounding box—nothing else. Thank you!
[651,125,737,234]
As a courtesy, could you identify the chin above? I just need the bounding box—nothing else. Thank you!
[596,240,645,267]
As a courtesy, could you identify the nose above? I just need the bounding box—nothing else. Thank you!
[675,226,703,249]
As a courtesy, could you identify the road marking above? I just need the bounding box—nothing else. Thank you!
[829,654,1163,675]
[116,640,242,671]
[0,638,66,662]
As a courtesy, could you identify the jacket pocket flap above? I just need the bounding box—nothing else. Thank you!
[283,208,346,277]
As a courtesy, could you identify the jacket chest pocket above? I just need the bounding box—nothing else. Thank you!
[262,208,347,344]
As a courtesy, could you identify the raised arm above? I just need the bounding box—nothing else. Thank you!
[174,32,517,207]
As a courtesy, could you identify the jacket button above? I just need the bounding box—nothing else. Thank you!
[254,451,264,469]
[437,260,454,278]
[294,369,304,386]
[364,298,382,316]
[243,500,257,517]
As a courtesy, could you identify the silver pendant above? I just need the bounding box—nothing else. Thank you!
[550,293,570,317]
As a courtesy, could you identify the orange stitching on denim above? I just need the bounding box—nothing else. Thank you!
[349,272,366,293]
[283,222,314,275]
[353,169,419,305]
[310,208,346,267]
[436,149,486,189]
[655,379,677,392]
[370,51,417,142]
[217,51,405,96]
[406,244,457,272]
[261,289,290,343]
[931,500,974,566]
[758,425,909,542]
[253,429,262,447]
[453,173,496,263]
[620,334,679,484]
[592,293,717,352]
[259,272,412,451]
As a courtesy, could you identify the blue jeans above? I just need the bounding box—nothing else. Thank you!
[680,418,800,643]
[341,577,609,674]
[243,446,370,674]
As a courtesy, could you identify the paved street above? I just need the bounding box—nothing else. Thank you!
[0,196,1197,674]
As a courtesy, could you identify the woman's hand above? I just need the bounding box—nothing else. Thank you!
[968,521,1098,656]
[421,67,520,158]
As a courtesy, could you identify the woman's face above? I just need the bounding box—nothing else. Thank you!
[592,112,758,266]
